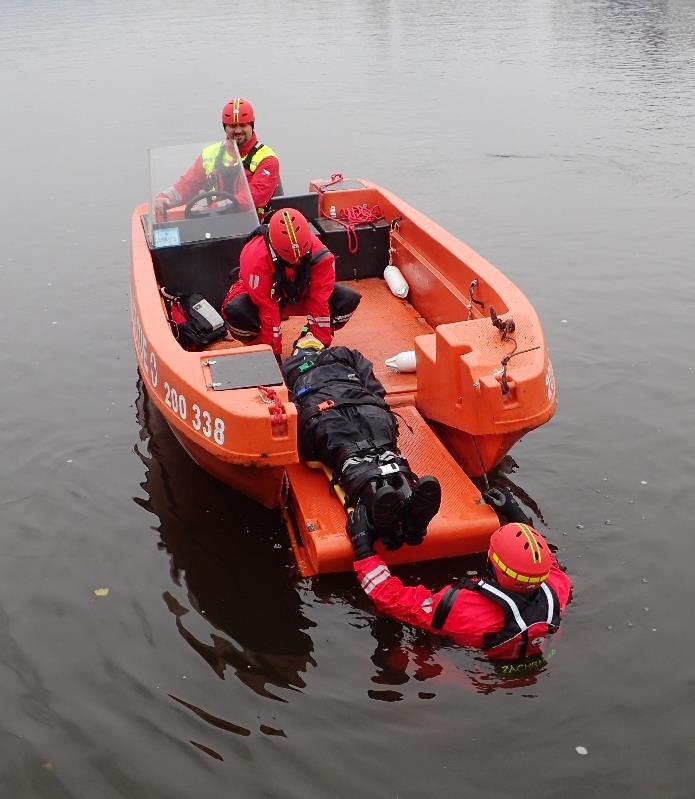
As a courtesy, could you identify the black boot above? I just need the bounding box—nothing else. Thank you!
[401,476,441,546]
[339,456,405,550]
[357,479,405,550]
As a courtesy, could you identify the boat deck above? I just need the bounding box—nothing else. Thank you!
[205,277,434,396]
[330,278,434,396]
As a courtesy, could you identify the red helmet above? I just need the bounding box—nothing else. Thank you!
[221,98,255,126]
[488,523,550,592]
[268,209,312,264]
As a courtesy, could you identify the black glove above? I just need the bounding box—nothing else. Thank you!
[404,527,426,548]
[347,502,377,560]
[483,487,530,524]
[381,527,405,551]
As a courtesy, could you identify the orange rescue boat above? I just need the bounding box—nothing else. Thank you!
[130,142,557,575]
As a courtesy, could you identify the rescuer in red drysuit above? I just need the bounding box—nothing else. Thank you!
[348,488,572,660]
[154,98,280,219]
[222,208,361,358]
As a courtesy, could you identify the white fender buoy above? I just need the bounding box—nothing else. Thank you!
[383,264,409,298]
[385,350,417,372]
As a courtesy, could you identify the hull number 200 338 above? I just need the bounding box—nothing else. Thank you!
[132,303,226,447]
[164,381,225,445]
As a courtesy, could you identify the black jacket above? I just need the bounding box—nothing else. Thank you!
[283,347,397,467]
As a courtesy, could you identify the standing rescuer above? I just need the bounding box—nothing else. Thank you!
[154,98,280,219]
[348,488,573,660]
[222,209,361,359]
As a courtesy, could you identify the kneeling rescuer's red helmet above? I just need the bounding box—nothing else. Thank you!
[268,209,312,265]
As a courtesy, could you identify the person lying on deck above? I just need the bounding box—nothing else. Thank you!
[348,486,573,661]
[282,335,442,549]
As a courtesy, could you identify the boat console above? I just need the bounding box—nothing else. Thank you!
[146,221,250,311]
[143,141,261,309]
[143,143,392,311]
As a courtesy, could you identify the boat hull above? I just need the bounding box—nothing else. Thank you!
[168,423,285,508]
[131,175,557,573]
[130,203,300,509]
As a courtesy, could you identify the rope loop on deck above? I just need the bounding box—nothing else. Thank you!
[318,173,345,192]
[258,385,288,434]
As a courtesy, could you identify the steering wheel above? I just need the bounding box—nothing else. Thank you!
[184,190,238,219]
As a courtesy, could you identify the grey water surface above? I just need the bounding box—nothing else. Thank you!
[1,1,694,796]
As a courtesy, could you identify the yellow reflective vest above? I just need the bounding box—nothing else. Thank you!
[201,141,277,215]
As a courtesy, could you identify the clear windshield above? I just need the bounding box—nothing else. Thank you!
[144,140,259,248]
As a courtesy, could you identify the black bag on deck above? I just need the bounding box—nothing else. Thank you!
[169,292,227,348]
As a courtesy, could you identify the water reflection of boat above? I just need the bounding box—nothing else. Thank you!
[131,143,557,574]
[133,379,315,701]
[136,378,554,699]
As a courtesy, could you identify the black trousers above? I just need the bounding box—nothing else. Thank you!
[224,284,361,342]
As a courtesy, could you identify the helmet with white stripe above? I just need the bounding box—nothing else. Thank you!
[222,98,255,126]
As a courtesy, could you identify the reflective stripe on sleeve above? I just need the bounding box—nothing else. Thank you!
[306,315,331,328]
[228,325,257,338]
[360,564,390,595]
[162,188,182,206]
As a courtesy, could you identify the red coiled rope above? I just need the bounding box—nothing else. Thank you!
[318,173,384,252]
[326,203,384,254]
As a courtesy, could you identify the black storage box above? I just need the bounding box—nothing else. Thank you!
[150,233,247,310]
[313,217,390,281]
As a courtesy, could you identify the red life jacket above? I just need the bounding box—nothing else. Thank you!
[250,224,331,306]
[469,577,561,659]
[433,577,561,661]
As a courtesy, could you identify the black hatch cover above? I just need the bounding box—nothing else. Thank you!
[207,351,283,391]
